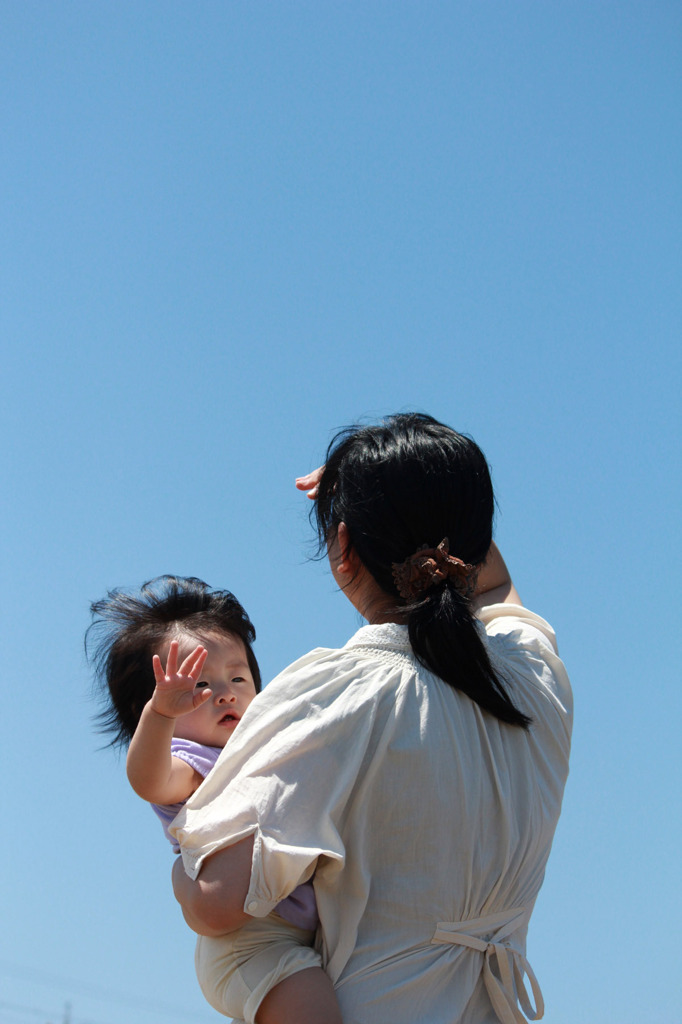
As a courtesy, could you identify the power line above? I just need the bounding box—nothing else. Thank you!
[0,995,221,1024]
[0,960,218,1023]
[0,997,50,1019]
[0,999,76,1024]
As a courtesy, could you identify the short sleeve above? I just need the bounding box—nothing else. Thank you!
[169,737,222,779]
[170,647,395,918]
[477,602,559,654]
[478,603,573,739]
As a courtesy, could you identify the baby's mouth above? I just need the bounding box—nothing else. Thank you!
[219,712,239,724]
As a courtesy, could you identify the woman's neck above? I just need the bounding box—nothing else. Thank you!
[346,573,405,625]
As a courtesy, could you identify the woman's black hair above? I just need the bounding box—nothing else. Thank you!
[87,575,261,748]
[314,412,531,729]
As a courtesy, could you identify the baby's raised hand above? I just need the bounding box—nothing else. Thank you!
[150,640,210,720]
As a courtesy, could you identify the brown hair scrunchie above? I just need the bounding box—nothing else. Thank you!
[392,538,476,601]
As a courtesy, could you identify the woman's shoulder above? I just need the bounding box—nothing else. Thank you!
[477,602,559,652]
[478,603,572,735]
[243,626,416,725]
[270,624,412,681]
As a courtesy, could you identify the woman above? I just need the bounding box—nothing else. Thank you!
[171,413,572,1024]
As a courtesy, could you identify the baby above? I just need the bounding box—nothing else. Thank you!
[88,575,340,1024]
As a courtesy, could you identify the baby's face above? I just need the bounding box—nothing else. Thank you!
[169,632,259,749]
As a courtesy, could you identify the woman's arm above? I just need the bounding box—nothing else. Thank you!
[471,542,523,611]
[172,837,254,935]
[126,641,209,805]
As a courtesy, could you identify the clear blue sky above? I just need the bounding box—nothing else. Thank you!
[1,3,680,1023]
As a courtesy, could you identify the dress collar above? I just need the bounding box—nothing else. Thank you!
[343,617,489,652]
[343,621,412,653]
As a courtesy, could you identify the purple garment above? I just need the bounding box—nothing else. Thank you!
[152,737,318,930]
[151,738,222,852]
[273,877,318,930]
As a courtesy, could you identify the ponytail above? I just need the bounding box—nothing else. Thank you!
[408,582,532,728]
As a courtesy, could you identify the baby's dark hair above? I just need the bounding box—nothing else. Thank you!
[87,575,261,748]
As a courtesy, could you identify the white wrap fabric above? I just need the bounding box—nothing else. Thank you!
[172,605,572,1024]
[432,908,543,1024]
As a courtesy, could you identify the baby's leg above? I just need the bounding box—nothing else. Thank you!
[195,916,339,1024]
[256,966,342,1024]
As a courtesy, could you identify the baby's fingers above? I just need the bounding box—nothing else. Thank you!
[180,645,208,680]
[152,653,166,686]
[164,639,179,677]
[192,686,212,708]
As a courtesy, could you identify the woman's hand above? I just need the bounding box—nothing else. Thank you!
[295,466,324,500]
[150,640,209,720]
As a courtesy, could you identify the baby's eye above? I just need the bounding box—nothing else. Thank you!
[195,681,210,689]
[232,676,247,684]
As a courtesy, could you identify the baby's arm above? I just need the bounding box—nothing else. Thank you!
[127,641,209,805]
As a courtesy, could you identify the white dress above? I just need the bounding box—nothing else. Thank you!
[172,604,572,1024]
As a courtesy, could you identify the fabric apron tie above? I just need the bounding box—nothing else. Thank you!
[432,907,544,1024]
